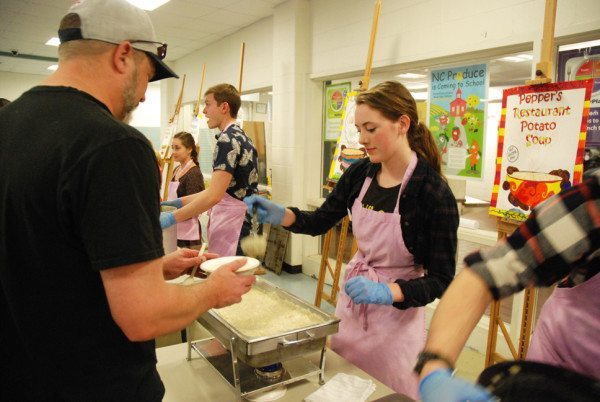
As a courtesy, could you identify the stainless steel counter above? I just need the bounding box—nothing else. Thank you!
[156,342,413,401]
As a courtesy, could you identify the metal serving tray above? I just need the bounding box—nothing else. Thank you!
[197,278,340,367]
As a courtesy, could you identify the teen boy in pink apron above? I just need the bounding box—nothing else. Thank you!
[160,84,258,256]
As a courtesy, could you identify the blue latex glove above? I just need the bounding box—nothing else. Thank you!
[160,212,176,229]
[243,195,285,225]
[419,369,495,402]
[344,276,393,305]
[161,198,182,209]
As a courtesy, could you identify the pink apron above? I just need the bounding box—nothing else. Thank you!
[331,152,425,399]
[527,272,600,379]
[167,163,201,241]
[207,192,247,256]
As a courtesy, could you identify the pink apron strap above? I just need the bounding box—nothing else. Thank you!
[344,151,418,331]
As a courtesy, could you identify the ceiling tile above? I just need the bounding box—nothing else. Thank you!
[0,0,287,75]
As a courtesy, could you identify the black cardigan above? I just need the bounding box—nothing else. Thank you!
[286,157,459,309]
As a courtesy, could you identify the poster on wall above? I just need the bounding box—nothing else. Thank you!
[489,80,594,222]
[324,82,351,141]
[428,64,488,179]
[328,91,367,182]
[557,45,600,172]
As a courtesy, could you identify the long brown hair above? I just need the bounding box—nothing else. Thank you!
[173,131,198,165]
[355,81,442,175]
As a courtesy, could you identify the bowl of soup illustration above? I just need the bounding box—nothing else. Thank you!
[339,147,366,170]
[505,171,563,210]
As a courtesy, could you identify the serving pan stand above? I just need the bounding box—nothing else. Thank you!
[187,278,340,401]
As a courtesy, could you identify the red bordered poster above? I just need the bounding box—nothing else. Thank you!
[489,79,593,221]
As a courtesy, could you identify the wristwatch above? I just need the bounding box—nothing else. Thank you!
[413,351,454,375]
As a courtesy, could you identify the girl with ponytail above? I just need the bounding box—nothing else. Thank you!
[167,131,205,248]
[244,80,459,398]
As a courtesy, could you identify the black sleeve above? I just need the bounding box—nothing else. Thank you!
[393,183,459,309]
[285,160,366,236]
[75,138,164,270]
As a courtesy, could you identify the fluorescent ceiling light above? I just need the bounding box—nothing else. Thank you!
[126,0,171,11]
[499,53,533,63]
[396,73,426,79]
[45,37,60,46]
[559,39,600,52]
[47,65,58,71]
[404,82,428,90]
[516,53,533,60]
[411,92,428,101]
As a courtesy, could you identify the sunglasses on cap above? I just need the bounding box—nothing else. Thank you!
[130,40,167,60]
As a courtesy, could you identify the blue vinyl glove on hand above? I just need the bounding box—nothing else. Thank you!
[160,212,177,229]
[344,276,393,305]
[161,198,183,209]
[419,369,495,402]
[243,195,285,225]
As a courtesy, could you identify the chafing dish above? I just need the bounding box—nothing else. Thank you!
[187,277,340,400]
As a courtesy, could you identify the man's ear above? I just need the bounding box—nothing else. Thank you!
[219,101,231,116]
[112,41,135,75]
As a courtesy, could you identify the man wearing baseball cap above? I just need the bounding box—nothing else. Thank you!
[0,0,255,400]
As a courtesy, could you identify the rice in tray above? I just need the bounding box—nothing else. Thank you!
[215,286,325,337]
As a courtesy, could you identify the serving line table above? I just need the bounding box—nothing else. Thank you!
[156,342,413,401]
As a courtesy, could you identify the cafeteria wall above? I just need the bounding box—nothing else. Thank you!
[0,71,45,102]
[167,0,600,267]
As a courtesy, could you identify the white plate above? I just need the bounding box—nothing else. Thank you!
[200,256,260,275]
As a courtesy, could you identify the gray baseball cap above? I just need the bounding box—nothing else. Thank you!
[58,0,178,82]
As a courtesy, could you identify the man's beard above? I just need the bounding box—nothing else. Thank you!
[121,65,139,123]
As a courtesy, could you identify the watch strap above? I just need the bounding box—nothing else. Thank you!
[414,351,455,375]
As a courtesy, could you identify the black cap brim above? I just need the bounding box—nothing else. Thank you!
[146,52,178,82]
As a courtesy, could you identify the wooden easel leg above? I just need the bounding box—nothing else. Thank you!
[485,299,500,367]
[314,216,353,309]
[518,288,537,359]
[331,217,350,305]
[314,229,333,307]
[162,156,175,201]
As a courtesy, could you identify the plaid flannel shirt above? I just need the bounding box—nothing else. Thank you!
[466,172,600,299]
[286,157,459,309]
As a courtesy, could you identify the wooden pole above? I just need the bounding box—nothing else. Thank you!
[526,0,557,85]
[169,74,186,124]
[162,75,186,199]
[314,0,381,307]
[485,1,558,367]
[193,64,206,117]
[238,42,246,93]
[359,0,382,91]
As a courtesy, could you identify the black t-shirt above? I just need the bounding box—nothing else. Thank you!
[0,86,164,401]
[361,178,402,213]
